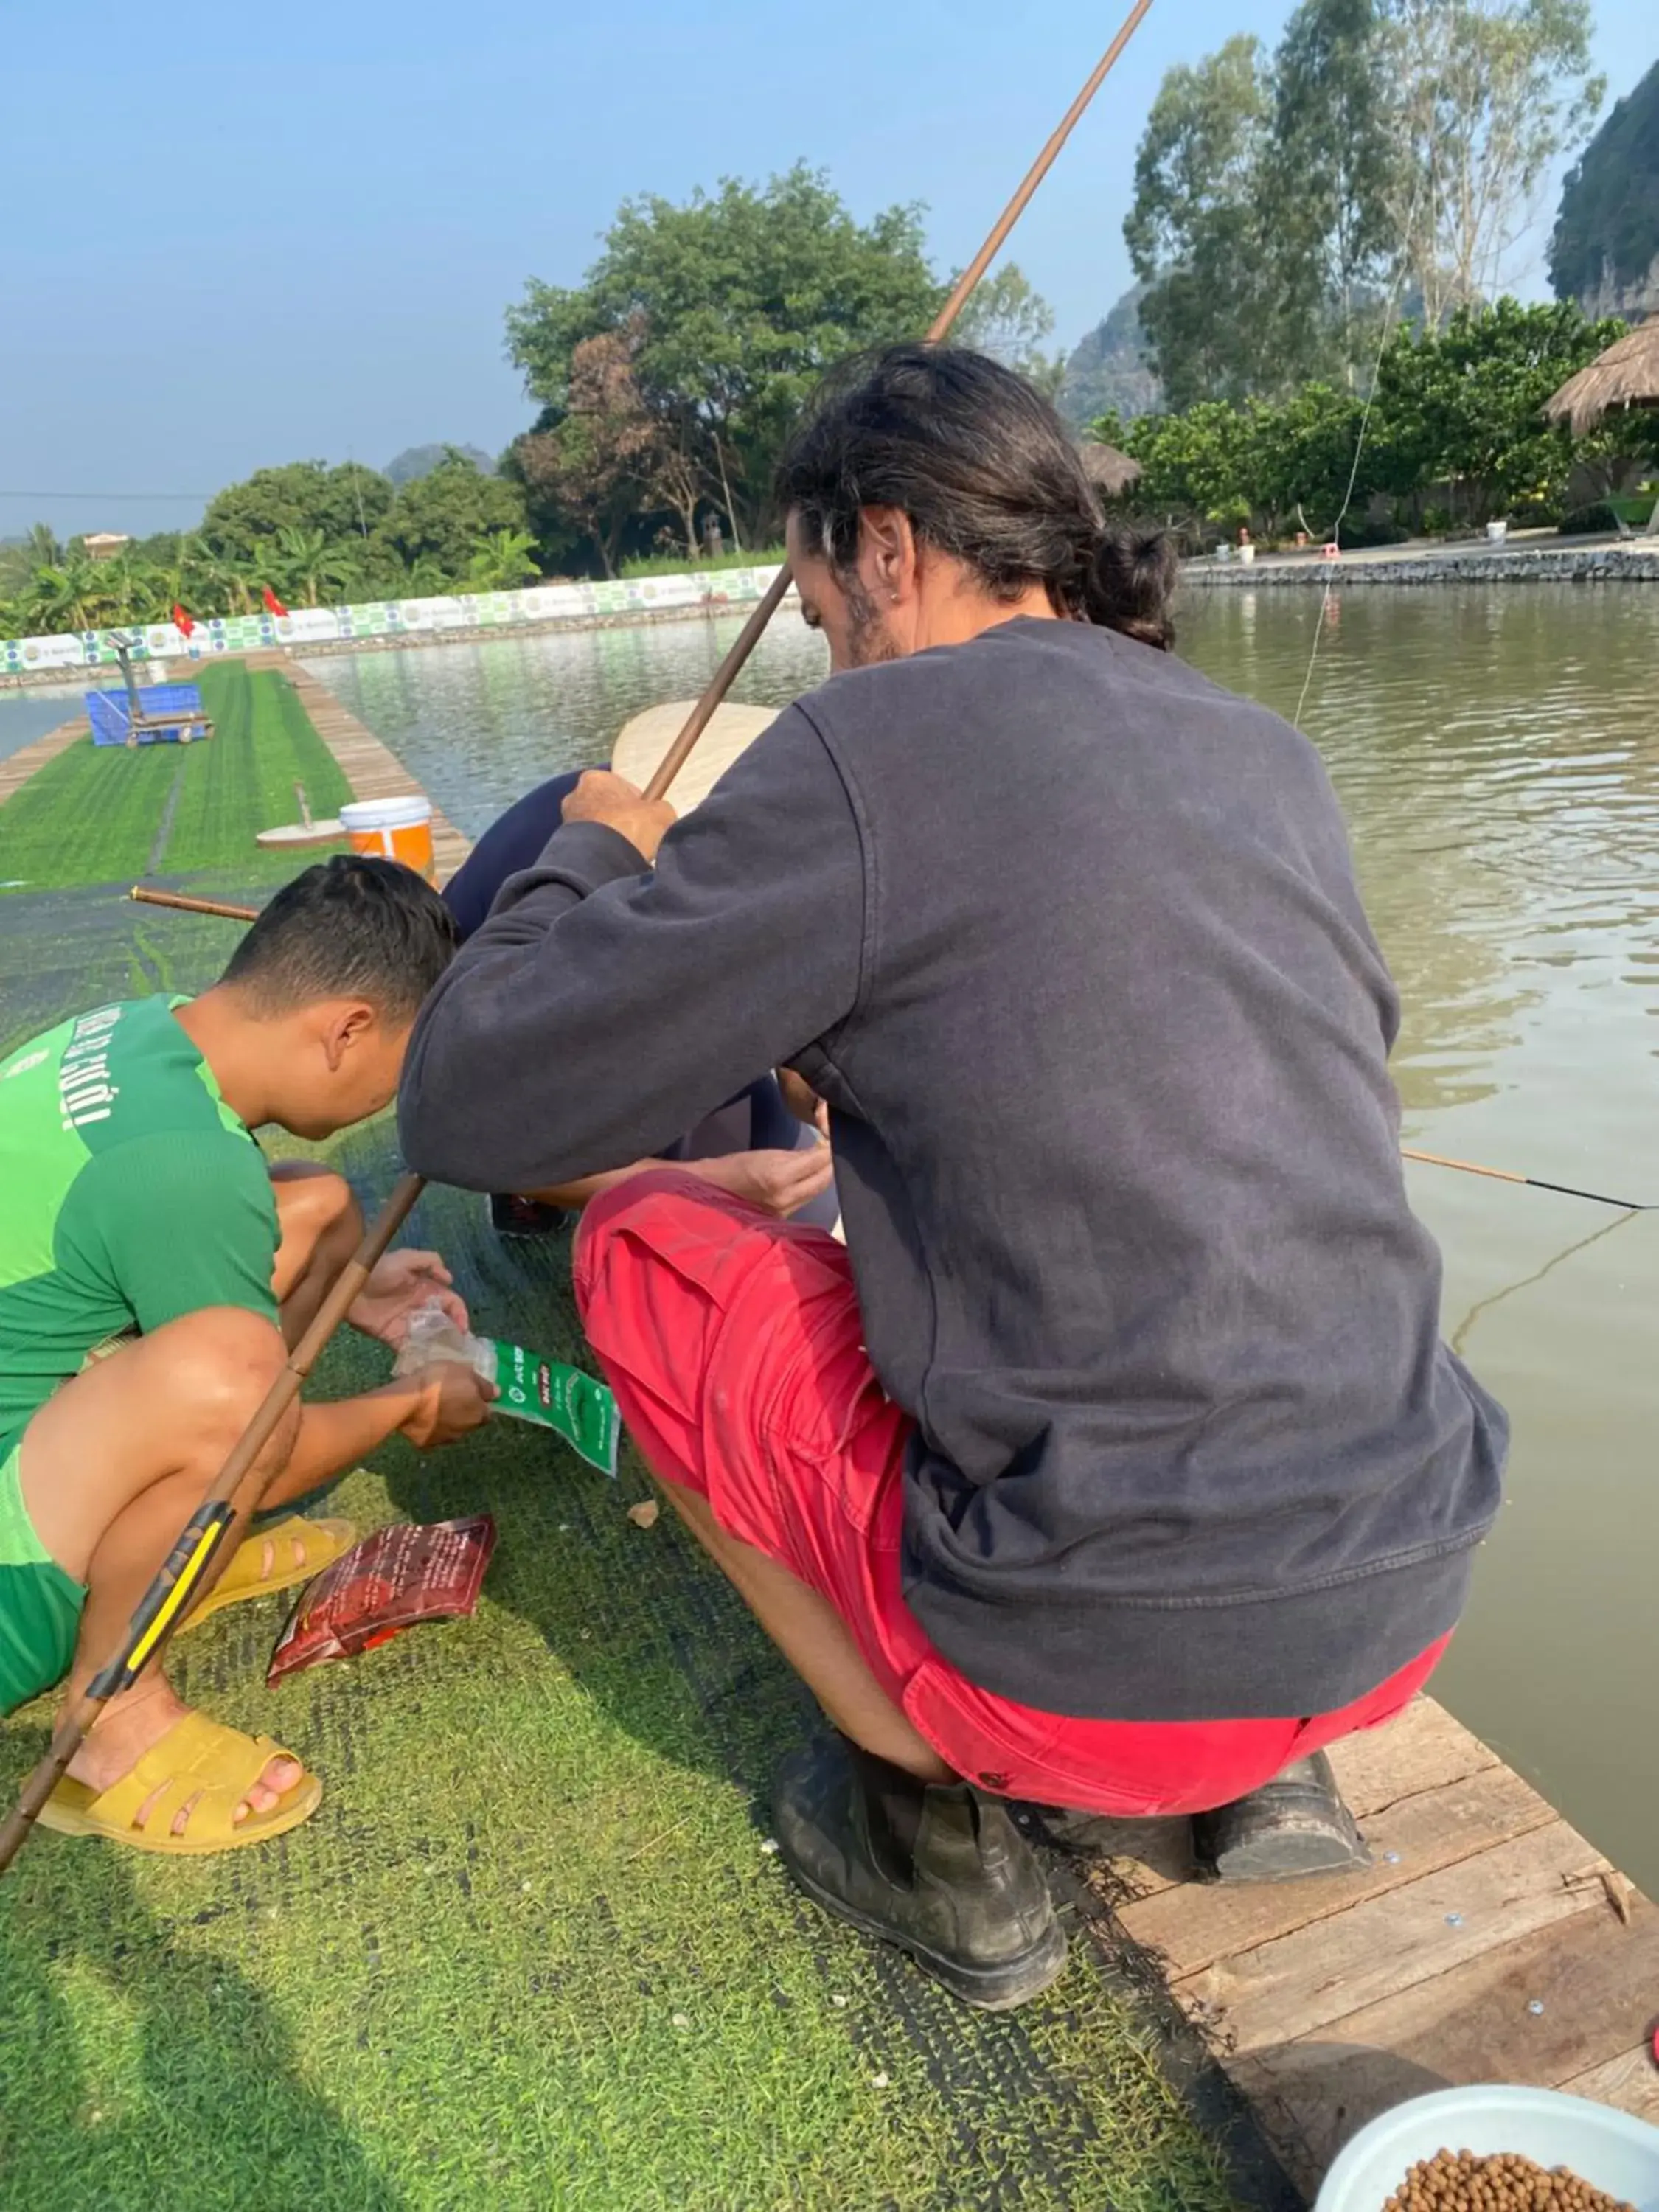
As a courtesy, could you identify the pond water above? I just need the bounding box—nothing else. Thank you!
[310,586,1659,1893]
[1,584,1648,1885]
[0,681,92,765]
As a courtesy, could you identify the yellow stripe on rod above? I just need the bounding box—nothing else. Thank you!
[127,1517,229,1673]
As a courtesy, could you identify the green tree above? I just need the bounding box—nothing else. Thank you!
[506,164,944,543]
[1366,298,1627,519]
[1549,58,1659,314]
[1381,0,1604,325]
[1266,0,1398,380]
[262,526,363,608]
[1127,37,1284,409]
[199,461,394,566]
[509,329,662,577]
[15,552,123,633]
[952,266,1064,394]
[373,453,529,580]
[463,527,543,592]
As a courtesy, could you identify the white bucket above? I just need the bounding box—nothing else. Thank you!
[1315,2087,1659,2211]
[338,794,435,882]
[1486,518,1509,543]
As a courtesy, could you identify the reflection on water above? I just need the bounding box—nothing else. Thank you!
[315,585,1658,1893]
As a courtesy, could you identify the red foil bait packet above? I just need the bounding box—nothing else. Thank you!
[267,1515,498,1686]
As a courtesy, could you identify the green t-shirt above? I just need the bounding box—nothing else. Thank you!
[0,995,279,1443]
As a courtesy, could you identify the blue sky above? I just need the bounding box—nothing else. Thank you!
[4,0,1652,543]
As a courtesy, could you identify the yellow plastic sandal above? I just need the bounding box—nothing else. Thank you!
[177,1514,356,1634]
[35,1711,321,1855]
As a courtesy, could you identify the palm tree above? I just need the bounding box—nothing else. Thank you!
[269,526,362,608]
[463,527,541,591]
[18,552,120,633]
[181,540,255,618]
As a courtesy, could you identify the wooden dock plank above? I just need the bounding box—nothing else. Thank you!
[1562,2048,1659,2127]
[1096,1696,1659,2195]
[1231,1894,1659,2180]
[260,656,473,882]
[1119,1760,1557,1977]
[1177,1818,1606,2053]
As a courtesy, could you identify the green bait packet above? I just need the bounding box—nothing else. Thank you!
[481,1336,619,1474]
[394,1298,619,1476]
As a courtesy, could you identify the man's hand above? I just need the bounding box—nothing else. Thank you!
[686,1145,835,1219]
[349,1249,468,1349]
[397,1360,496,1449]
[562,770,677,866]
[776,1067,831,1138]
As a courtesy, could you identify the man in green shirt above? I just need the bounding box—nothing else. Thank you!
[0,855,492,1854]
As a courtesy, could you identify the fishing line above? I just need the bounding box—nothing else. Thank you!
[1449,1207,1639,1360]
[1292,175,1427,733]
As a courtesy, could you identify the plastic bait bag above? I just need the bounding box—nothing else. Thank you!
[393,1299,619,1476]
[266,1514,497,1685]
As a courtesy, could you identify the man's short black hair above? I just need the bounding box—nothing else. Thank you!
[222,855,458,1023]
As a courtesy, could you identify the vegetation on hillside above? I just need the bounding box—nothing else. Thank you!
[1550,58,1659,314]
[1056,285,1163,431]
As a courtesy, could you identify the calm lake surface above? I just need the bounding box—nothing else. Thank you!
[311,585,1659,1890]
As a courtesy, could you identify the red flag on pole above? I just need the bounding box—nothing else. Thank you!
[171,602,196,639]
[262,585,290,619]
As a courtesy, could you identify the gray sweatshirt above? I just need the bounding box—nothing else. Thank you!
[400,616,1506,1721]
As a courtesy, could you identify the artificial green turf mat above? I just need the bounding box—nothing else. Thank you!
[0,883,1252,2212]
[0,663,352,894]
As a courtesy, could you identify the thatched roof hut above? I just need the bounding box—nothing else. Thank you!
[1545,316,1659,438]
[1079,441,1143,501]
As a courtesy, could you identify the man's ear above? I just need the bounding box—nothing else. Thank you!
[319,999,378,1073]
[857,506,918,602]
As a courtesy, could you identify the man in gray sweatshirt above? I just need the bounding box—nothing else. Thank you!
[398,347,1506,2011]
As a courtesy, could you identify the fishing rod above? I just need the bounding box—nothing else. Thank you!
[0,1172,423,1875]
[129,885,259,921]
[7,28,1154,1882]
[1401,1147,1652,1214]
[128,894,1654,1214]
[641,0,1157,806]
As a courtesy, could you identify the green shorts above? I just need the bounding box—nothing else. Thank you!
[0,1427,86,1716]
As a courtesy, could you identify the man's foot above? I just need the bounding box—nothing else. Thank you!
[771,1733,1068,2011]
[63,1676,302,1841]
[1190,1751,1371,1883]
[490,1193,565,1240]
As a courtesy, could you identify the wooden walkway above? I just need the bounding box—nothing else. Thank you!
[247,652,472,880]
[0,715,87,809]
[1088,1698,1658,2198]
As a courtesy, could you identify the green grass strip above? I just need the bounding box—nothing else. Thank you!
[0,899,1247,2212]
[0,663,353,894]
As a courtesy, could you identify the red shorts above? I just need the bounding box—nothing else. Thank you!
[573,1171,1447,1818]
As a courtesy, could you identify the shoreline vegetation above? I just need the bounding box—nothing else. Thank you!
[3,538,1655,695]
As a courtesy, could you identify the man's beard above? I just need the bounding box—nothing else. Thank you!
[843,574,901,668]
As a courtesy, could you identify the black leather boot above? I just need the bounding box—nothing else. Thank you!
[771,1734,1068,2011]
[489,1192,565,1240]
[1190,1751,1371,1883]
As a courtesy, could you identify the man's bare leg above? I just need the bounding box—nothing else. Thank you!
[21,1307,321,1837]
[652,1476,953,1782]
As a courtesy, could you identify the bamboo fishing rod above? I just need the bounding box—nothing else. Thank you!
[129,885,260,921]
[640,0,1156,807]
[127,896,1655,1212]
[1401,1147,1652,1214]
[0,1172,425,1876]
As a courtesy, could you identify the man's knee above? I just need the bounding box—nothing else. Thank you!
[144,1307,288,1441]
